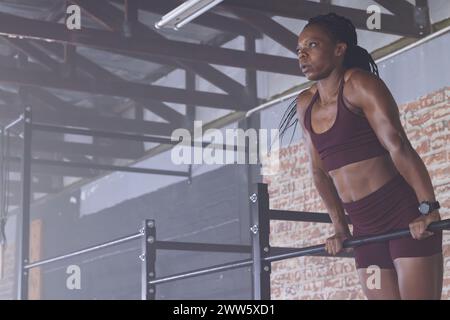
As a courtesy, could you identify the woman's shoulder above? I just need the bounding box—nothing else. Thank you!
[343,68,389,113]
[344,68,380,87]
[343,68,384,98]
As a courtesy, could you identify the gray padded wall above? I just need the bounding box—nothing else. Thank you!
[31,164,252,299]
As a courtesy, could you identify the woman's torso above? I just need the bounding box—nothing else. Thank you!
[302,72,399,203]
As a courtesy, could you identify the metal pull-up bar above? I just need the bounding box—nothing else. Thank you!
[265,219,450,263]
[148,219,450,286]
[23,232,143,270]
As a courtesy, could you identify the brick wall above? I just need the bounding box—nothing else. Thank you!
[0,219,43,300]
[263,87,450,300]
[0,244,15,299]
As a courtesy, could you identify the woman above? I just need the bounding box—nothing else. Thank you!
[279,13,443,299]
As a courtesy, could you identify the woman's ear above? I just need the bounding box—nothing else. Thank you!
[335,42,347,57]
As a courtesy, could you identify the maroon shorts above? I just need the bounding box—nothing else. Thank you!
[341,173,442,269]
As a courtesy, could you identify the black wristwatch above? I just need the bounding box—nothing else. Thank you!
[418,201,440,215]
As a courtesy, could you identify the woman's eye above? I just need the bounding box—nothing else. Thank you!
[296,42,316,54]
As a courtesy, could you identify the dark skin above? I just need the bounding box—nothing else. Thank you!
[295,24,443,299]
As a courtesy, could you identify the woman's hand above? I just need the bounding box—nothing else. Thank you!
[325,232,351,256]
[409,210,441,240]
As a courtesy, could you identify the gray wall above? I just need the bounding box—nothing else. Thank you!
[29,164,252,299]
[378,32,450,105]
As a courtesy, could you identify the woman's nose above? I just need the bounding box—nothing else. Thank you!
[298,50,307,60]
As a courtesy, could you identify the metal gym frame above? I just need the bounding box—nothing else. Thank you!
[8,104,450,300]
[10,105,450,300]
[16,165,450,300]
[147,183,450,300]
[10,104,239,300]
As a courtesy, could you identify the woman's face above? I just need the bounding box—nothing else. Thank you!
[297,24,346,81]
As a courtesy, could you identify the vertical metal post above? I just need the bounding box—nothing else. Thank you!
[141,219,156,300]
[415,0,431,36]
[63,44,76,78]
[0,125,6,280]
[243,34,266,300]
[0,126,5,242]
[123,0,138,37]
[133,103,146,161]
[16,106,32,300]
[249,183,270,300]
[258,183,271,299]
[186,70,195,185]
[124,0,138,22]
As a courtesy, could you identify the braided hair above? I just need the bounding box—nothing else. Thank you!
[277,13,379,146]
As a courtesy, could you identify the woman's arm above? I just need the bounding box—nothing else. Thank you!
[345,69,440,237]
[297,92,350,236]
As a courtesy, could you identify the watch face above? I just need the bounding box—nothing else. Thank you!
[419,202,430,214]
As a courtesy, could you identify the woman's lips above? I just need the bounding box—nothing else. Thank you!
[301,65,311,73]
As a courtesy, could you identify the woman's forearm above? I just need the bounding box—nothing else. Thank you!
[390,144,437,204]
[312,170,350,235]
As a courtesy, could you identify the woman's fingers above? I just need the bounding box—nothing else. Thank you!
[325,240,331,255]
[330,240,335,255]
[418,230,434,240]
[325,239,332,255]
[325,234,349,256]
[409,224,418,239]
[409,220,422,239]
[409,220,434,240]
[336,241,343,254]
[326,239,340,256]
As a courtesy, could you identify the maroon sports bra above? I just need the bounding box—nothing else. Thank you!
[303,77,388,172]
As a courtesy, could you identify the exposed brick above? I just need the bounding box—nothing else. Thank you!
[423,121,446,137]
[429,166,450,181]
[423,150,447,166]
[328,290,352,300]
[0,244,15,300]
[440,89,449,101]
[441,198,450,212]
[290,166,309,179]
[349,290,366,300]
[280,181,296,195]
[406,111,432,128]
[268,186,280,198]
[406,128,426,141]
[425,93,445,106]
[324,277,344,289]
[430,133,450,150]
[432,103,450,120]
[403,101,421,113]
[436,184,450,195]
[413,139,430,155]
[344,274,360,287]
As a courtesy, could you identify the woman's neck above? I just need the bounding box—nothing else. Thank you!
[316,68,346,105]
